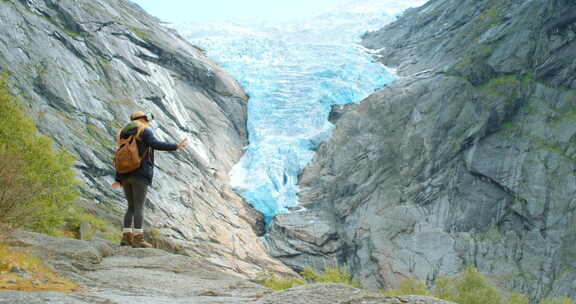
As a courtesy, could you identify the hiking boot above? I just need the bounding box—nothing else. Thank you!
[120,232,133,246]
[132,233,153,248]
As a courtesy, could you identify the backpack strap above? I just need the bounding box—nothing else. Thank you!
[134,134,151,161]
[118,133,135,145]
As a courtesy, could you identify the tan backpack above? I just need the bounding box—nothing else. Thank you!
[114,134,148,174]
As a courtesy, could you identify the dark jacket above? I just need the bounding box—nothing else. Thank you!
[115,124,178,185]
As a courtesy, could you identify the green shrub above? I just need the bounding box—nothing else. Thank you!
[382,267,575,304]
[0,72,79,236]
[386,268,497,302]
[256,272,306,290]
[62,209,120,243]
[507,292,529,304]
[257,266,363,291]
[433,275,458,300]
[0,149,39,234]
[432,267,502,304]
[541,297,575,304]
[383,277,431,296]
[300,267,318,281]
[302,266,363,288]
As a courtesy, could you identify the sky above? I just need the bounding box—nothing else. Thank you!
[131,0,348,23]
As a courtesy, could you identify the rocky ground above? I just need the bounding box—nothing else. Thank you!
[0,231,454,304]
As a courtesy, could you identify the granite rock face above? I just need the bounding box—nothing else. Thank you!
[0,0,291,277]
[0,231,455,304]
[266,0,576,300]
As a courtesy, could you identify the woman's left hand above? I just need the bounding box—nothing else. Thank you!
[112,182,121,188]
[177,138,188,150]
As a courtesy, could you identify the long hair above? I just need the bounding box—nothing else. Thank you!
[132,119,148,140]
[116,112,149,145]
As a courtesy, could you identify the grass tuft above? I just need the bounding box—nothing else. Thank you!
[0,243,81,293]
[256,271,306,290]
[256,266,362,291]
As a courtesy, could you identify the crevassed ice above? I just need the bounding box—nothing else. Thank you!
[176,0,423,223]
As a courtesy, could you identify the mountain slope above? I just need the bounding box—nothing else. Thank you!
[0,0,291,277]
[266,0,576,299]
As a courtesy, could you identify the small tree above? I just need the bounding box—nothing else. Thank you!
[434,275,458,300]
[384,277,431,296]
[0,72,79,236]
[0,148,39,234]
[433,267,502,304]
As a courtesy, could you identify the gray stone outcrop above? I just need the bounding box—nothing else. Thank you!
[0,0,291,277]
[265,0,576,300]
[0,231,455,304]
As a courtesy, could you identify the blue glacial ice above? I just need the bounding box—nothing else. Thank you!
[175,0,424,223]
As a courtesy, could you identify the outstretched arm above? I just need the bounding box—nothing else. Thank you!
[141,128,178,151]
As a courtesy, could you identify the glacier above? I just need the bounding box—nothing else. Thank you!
[174,0,424,223]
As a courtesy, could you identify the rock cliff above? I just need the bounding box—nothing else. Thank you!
[0,0,291,277]
[0,231,456,304]
[266,0,576,300]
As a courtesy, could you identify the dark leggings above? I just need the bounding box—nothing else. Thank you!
[121,176,149,229]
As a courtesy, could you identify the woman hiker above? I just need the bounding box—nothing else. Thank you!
[112,111,188,248]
